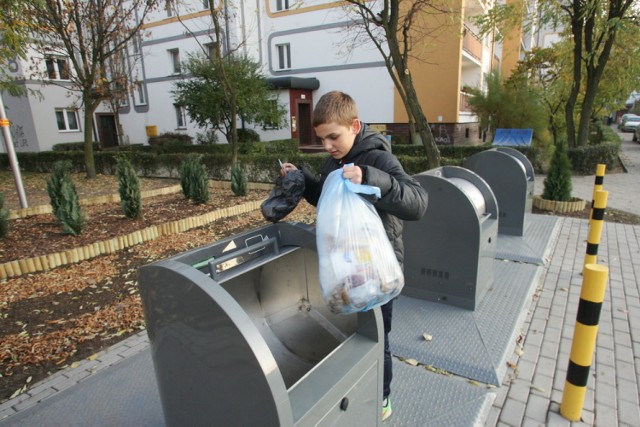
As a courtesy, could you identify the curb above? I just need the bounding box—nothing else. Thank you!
[0,198,266,280]
[7,180,274,219]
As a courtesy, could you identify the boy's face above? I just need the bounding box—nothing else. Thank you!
[314,119,361,160]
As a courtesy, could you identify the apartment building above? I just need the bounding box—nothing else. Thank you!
[2,0,522,153]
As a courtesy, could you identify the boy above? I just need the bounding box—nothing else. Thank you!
[281,91,428,421]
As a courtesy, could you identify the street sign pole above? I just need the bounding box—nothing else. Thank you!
[0,92,29,208]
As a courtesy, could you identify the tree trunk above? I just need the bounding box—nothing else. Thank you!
[401,74,440,168]
[564,1,584,148]
[83,101,97,179]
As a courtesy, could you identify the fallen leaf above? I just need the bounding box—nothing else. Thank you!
[422,333,433,341]
[530,384,545,393]
[468,380,480,386]
[404,358,419,366]
[515,346,524,356]
[506,361,517,369]
[88,353,98,361]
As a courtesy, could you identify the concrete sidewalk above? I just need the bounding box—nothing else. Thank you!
[490,130,640,426]
[0,131,638,426]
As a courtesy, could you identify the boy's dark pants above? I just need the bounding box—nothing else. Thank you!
[381,299,393,399]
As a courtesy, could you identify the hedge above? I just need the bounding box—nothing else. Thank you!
[1,139,620,179]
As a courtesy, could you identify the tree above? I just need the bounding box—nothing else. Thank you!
[172,53,287,164]
[465,70,551,147]
[509,46,571,145]
[339,0,443,168]
[28,0,160,178]
[0,1,42,96]
[475,0,637,148]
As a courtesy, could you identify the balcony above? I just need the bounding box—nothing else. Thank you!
[462,26,482,62]
[460,91,472,113]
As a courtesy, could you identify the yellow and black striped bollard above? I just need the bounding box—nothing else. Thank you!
[561,263,609,421]
[584,190,608,266]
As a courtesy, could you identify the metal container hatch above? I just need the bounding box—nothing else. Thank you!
[403,166,499,310]
[139,222,383,426]
[464,147,535,236]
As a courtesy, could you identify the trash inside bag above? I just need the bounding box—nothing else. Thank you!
[261,170,305,222]
[316,168,404,315]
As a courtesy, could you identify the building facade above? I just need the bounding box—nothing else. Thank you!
[2,0,526,153]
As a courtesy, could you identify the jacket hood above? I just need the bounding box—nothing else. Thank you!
[343,122,391,163]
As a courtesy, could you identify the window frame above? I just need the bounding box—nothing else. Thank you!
[276,43,291,70]
[45,56,71,80]
[55,108,81,132]
[276,0,290,11]
[169,48,181,74]
[174,104,187,129]
[134,81,147,106]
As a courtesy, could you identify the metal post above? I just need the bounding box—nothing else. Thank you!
[560,263,609,421]
[0,92,29,208]
[589,164,606,217]
[584,190,608,266]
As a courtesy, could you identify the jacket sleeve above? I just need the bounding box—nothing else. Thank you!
[363,152,428,221]
[300,165,323,207]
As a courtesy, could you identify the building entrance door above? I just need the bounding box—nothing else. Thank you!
[96,114,119,148]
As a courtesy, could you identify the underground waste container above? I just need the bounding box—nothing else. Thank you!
[139,222,383,427]
[403,166,499,310]
[464,147,535,236]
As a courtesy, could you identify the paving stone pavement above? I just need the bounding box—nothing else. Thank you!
[489,129,640,427]
[0,129,638,426]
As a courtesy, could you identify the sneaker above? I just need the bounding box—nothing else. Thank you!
[382,397,393,421]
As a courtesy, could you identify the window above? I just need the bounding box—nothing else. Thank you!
[276,44,291,70]
[166,0,174,17]
[134,81,147,106]
[174,104,187,129]
[202,0,211,9]
[169,49,181,74]
[204,42,217,60]
[276,0,290,11]
[46,57,70,80]
[55,109,80,131]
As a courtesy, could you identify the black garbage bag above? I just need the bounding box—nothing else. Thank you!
[261,170,305,222]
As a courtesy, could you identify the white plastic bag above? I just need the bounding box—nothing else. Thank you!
[316,167,404,314]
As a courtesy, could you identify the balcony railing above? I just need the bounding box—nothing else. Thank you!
[462,26,482,61]
[460,91,473,112]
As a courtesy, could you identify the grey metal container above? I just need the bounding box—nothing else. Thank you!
[464,147,535,236]
[403,166,499,310]
[139,222,383,427]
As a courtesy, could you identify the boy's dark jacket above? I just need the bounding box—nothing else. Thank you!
[301,122,428,266]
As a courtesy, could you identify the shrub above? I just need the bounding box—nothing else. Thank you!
[231,162,248,196]
[0,193,8,238]
[46,160,86,235]
[148,132,193,146]
[179,153,210,204]
[542,144,572,202]
[116,156,143,219]
[195,129,218,145]
[237,128,260,142]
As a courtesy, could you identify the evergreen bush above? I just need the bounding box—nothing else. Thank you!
[0,193,9,238]
[116,156,143,219]
[46,160,86,235]
[542,143,572,202]
[231,162,248,196]
[179,153,210,204]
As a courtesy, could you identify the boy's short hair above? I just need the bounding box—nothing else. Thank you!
[312,91,359,127]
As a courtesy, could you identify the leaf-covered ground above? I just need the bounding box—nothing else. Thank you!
[0,172,315,402]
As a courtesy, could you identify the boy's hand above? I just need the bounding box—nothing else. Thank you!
[280,162,298,176]
[342,165,362,184]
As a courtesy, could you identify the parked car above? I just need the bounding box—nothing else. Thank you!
[621,115,640,132]
[619,113,639,129]
[634,124,640,142]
